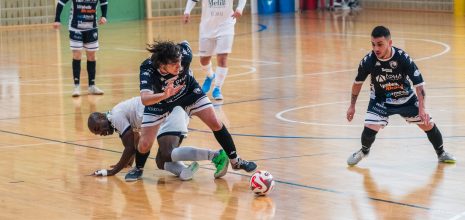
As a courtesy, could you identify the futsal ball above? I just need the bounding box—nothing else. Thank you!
[249,170,275,196]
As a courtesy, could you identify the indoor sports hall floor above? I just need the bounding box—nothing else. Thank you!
[1,9,465,219]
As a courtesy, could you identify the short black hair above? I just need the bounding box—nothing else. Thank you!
[371,26,391,39]
[147,40,181,69]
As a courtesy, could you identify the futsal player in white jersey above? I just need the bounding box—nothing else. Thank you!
[88,97,229,181]
[184,0,247,100]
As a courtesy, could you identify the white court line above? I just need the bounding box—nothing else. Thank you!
[276,95,465,128]
[0,142,60,149]
[449,211,465,220]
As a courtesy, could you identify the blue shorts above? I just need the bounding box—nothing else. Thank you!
[364,96,432,127]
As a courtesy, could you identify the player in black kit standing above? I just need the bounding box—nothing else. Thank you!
[346,26,456,166]
[137,40,257,173]
[53,0,107,97]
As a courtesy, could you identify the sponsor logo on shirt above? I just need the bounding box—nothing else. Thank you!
[381,68,392,73]
[209,0,226,8]
[376,75,386,83]
[375,61,381,66]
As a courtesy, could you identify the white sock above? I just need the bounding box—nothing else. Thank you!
[171,147,216,161]
[201,63,214,78]
[214,66,228,88]
[164,161,186,176]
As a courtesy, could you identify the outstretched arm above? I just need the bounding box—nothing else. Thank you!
[347,82,363,122]
[92,130,138,176]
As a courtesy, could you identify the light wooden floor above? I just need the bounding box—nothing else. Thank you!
[1,9,465,220]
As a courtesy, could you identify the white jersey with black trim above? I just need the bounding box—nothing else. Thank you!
[107,97,189,137]
[107,97,144,136]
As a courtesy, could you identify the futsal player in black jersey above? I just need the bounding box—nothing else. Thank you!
[53,0,107,97]
[137,40,257,173]
[346,26,456,166]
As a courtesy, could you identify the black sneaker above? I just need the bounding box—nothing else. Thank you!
[125,168,143,182]
[231,158,257,172]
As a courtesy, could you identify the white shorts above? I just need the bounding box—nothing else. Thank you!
[199,35,234,57]
[157,106,190,137]
[141,96,212,128]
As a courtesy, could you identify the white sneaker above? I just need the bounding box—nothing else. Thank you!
[72,85,80,97]
[88,85,104,95]
[347,149,368,166]
[179,162,199,181]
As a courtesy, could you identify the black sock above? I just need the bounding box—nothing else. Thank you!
[87,60,96,86]
[425,124,444,156]
[135,150,150,169]
[72,59,81,85]
[213,125,237,159]
[361,127,378,154]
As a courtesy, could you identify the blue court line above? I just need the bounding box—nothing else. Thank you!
[0,129,438,211]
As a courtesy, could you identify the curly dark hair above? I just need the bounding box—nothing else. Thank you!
[147,40,181,69]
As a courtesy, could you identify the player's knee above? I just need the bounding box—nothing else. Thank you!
[138,140,152,154]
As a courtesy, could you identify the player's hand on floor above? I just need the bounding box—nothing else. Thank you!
[91,169,108,176]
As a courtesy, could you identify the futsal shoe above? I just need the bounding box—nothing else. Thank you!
[212,87,223,100]
[438,151,456,163]
[88,85,104,95]
[202,74,215,93]
[180,162,200,181]
[125,167,143,182]
[347,149,368,166]
[231,158,257,173]
[212,149,229,178]
[72,85,81,97]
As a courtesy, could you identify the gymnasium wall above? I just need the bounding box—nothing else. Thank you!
[359,0,453,12]
[0,0,145,27]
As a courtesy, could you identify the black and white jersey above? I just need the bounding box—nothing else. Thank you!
[139,41,199,105]
[56,0,108,31]
[355,46,425,105]
[139,59,199,105]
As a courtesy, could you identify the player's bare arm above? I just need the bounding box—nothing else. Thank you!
[415,85,430,125]
[347,83,363,122]
[91,130,138,176]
